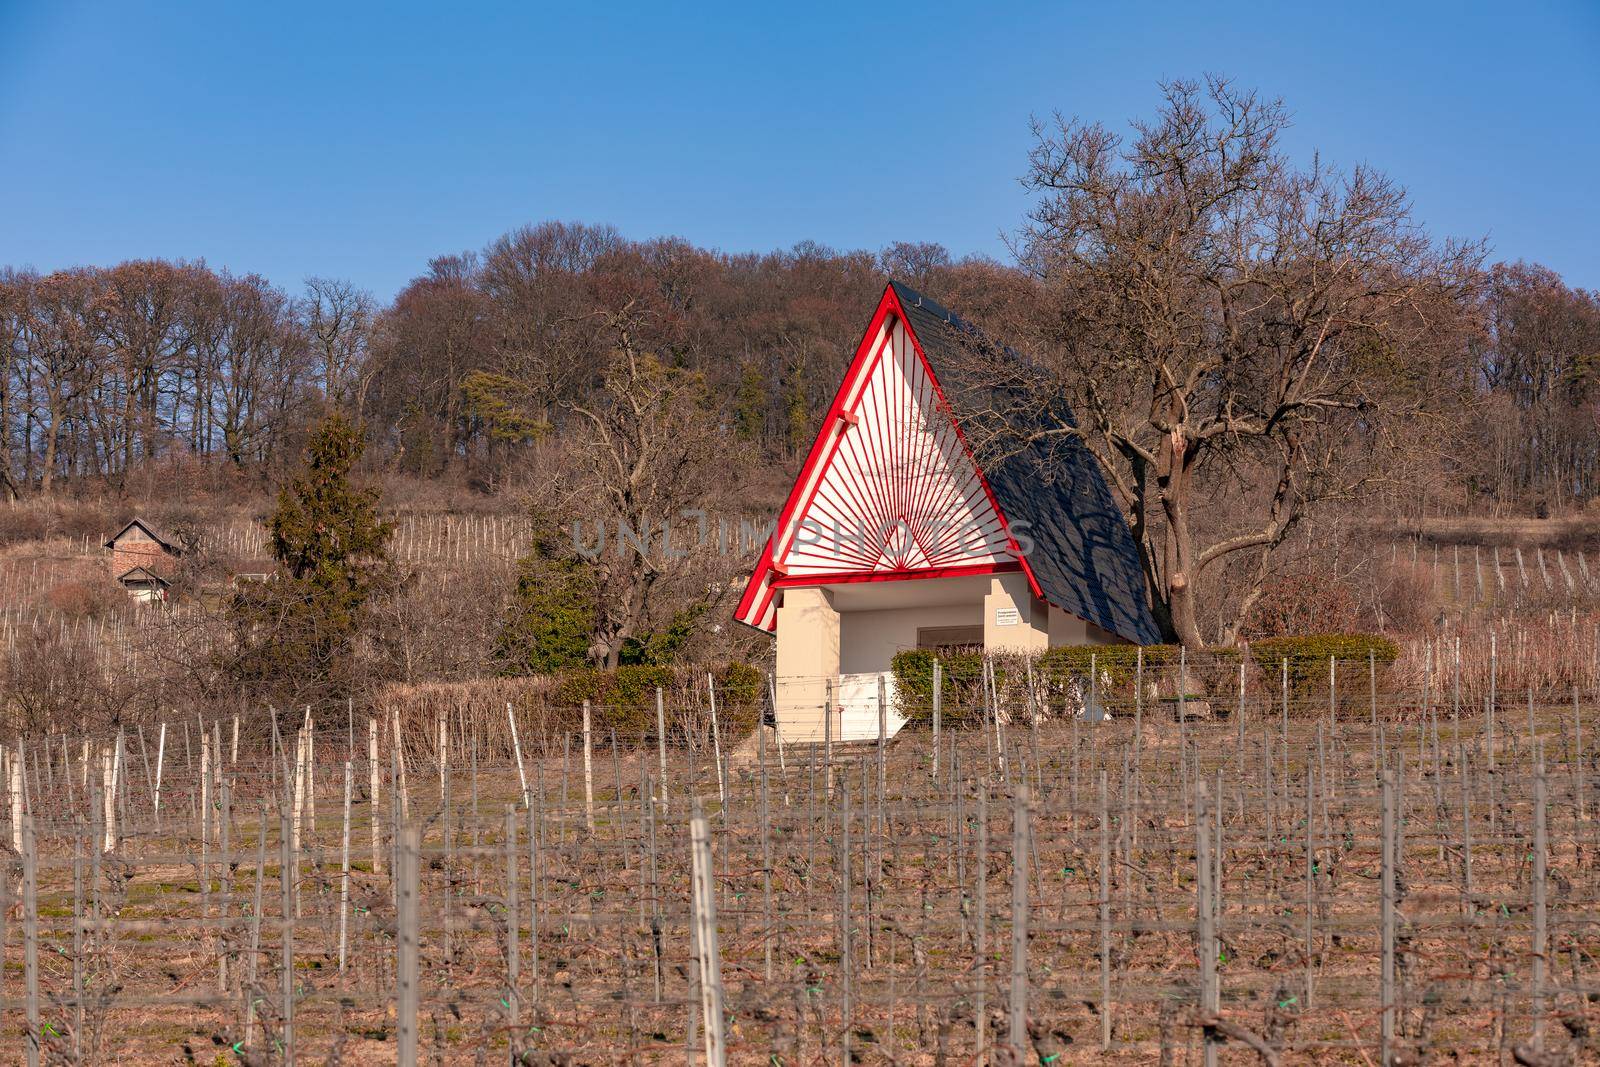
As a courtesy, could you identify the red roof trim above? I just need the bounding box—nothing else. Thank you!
[734,286,905,631]
[734,281,1063,633]
[770,560,1021,589]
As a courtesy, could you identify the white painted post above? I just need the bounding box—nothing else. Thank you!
[690,804,727,1067]
[368,716,381,874]
[708,673,726,809]
[436,706,447,808]
[392,706,410,820]
[153,723,166,827]
[9,747,21,852]
[508,702,529,802]
[100,747,115,853]
[338,760,352,976]
[582,700,595,833]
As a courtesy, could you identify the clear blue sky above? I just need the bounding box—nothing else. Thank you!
[3,1,1597,299]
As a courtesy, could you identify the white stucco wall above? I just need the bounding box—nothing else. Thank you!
[1047,604,1122,646]
[983,571,1048,654]
[838,602,981,675]
[773,586,840,740]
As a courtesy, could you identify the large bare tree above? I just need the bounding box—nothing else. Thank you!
[967,77,1481,647]
[559,299,725,668]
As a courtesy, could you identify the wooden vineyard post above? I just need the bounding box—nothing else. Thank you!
[1280,658,1289,743]
[338,760,352,977]
[708,673,726,810]
[280,806,295,1062]
[23,813,38,1067]
[1458,743,1473,911]
[218,769,231,995]
[508,702,529,803]
[1009,783,1030,1058]
[436,706,447,818]
[396,825,421,1066]
[199,736,211,956]
[290,727,305,864]
[1369,650,1378,776]
[1089,652,1099,721]
[974,784,987,1064]
[1304,762,1315,1010]
[393,705,410,821]
[1134,646,1144,758]
[1180,647,1190,735]
[1099,770,1112,1051]
[1533,750,1548,1052]
[528,795,541,1009]
[582,700,595,834]
[71,820,84,1056]
[1196,782,1217,1067]
[690,803,727,1067]
[760,759,774,981]
[655,687,669,813]
[369,716,382,874]
[824,678,834,798]
[1381,770,1396,1065]
[8,748,20,851]
[505,806,520,1032]
[154,722,166,829]
[305,713,316,831]
[104,739,120,852]
[1573,687,1584,822]
[1237,660,1246,758]
[839,781,853,1065]
[1489,633,1498,773]
[244,811,266,1053]
[877,672,887,879]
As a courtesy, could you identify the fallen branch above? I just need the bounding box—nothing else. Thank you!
[1193,1013,1281,1067]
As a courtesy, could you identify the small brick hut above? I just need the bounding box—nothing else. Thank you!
[104,518,181,602]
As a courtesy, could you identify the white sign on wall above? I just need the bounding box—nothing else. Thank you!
[994,606,1020,627]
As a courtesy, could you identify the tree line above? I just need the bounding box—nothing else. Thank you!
[1,232,1593,518]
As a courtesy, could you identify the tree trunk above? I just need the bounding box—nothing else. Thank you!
[1157,428,1205,649]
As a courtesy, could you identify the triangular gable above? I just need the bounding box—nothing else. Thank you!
[735,284,1038,633]
[104,518,179,553]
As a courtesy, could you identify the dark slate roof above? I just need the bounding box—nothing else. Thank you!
[103,518,180,553]
[891,281,1162,645]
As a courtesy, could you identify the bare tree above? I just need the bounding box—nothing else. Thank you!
[303,276,375,408]
[973,77,1483,646]
[14,269,104,494]
[560,301,725,667]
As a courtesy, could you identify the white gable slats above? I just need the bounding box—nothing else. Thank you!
[782,319,1011,577]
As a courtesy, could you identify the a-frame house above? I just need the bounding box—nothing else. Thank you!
[736,281,1158,741]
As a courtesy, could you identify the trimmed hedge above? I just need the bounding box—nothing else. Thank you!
[1037,644,1182,692]
[1248,633,1400,699]
[890,648,992,725]
[893,635,1394,721]
[552,662,764,736]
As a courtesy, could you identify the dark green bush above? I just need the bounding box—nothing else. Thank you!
[890,647,991,725]
[551,662,763,736]
[1248,633,1400,700]
[1036,643,1183,693]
